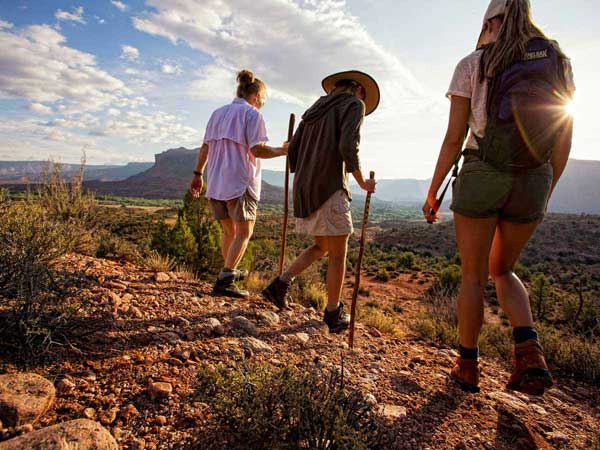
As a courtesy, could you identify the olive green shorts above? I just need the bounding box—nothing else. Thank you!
[450,159,553,224]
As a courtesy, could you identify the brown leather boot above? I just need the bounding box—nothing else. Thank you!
[507,339,553,396]
[450,357,480,393]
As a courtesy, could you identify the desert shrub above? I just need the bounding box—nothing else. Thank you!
[245,272,269,293]
[143,251,177,273]
[438,264,461,292]
[37,161,98,253]
[358,307,400,336]
[194,362,389,450]
[299,283,328,311]
[514,263,531,281]
[96,234,140,262]
[530,273,552,321]
[413,287,459,348]
[152,191,222,274]
[0,199,84,349]
[375,268,390,282]
[175,263,199,281]
[397,251,416,270]
[537,325,600,383]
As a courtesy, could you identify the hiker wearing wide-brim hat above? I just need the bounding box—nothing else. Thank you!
[263,70,380,333]
[423,0,575,395]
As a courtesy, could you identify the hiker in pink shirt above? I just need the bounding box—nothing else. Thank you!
[190,70,288,298]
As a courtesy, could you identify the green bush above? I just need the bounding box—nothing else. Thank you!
[530,272,552,321]
[0,198,84,350]
[194,362,389,450]
[151,191,222,274]
[397,252,416,270]
[375,268,390,282]
[413,287,459,348]
[438,264,461,292]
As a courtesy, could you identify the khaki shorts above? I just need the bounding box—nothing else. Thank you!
[295,190,354,236]
[209,191,258,222]
[450,159,553,224]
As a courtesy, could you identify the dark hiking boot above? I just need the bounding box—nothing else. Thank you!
[262,277,290,309]
[323,303,350,334]
[212,275,249,299]
[450,357,480,393]
[507,339,553,396]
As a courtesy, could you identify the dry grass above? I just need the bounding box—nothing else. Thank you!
[144,251,177,273]
[359,307,403,337]
[245,272,269,293]
[300,283,328,310]
[175,263,199,282]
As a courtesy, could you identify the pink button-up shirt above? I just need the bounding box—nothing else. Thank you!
[203,98,269,201]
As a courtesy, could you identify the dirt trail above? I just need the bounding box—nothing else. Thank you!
[1,255,598,449]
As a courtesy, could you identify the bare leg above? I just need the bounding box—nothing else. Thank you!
[224,220,255,270]
[282,236,328,279]
[325,235,349,310]
[219,219,235,262]
[454,213,498,349]
[489,220,540,328]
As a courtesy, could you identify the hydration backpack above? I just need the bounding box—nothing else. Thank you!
[473,38,568,171]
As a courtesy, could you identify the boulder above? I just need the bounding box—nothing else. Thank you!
[0,373,55,428]
[0,419,117,450]
[241,337,274,354]
[148,382,172,401]
[231,316,257,336]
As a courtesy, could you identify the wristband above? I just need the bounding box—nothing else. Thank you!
[193,171,203,176]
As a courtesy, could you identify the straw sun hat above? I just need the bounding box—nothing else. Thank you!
[321,70,380,116]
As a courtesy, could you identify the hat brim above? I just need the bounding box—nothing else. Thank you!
[321,70,380,116]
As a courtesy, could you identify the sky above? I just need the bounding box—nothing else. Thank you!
[0,0,597,179]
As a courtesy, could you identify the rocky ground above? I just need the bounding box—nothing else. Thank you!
[1,254,599,449]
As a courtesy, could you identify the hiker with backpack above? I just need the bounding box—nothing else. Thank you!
[190,70,288,299]
[423,0,575,395]
[263,71,379,333]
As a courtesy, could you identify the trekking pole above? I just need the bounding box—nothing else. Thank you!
[279,113,295,276]
[349,171,375,349]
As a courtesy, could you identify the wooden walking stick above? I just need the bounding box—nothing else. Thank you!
[349,171,375,348]
[279,113,296,276]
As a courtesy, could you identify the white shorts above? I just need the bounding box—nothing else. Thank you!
[295,190,354,236]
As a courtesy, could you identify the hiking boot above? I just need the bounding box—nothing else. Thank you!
[233,269,249,282]
[262,277,290,309]
[323,303,351,334]
[212,276,249,299]
[507,339,553,396]
[450,357,480,393]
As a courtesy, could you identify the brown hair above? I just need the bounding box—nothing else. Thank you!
[236,69,266,99]
[481,0,567,80]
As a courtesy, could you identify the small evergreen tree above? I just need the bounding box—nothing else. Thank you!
[530,273,551,321]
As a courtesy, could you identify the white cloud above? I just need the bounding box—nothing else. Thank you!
[55,6,86,24]
[161,63,182,75]
[111,1,128,12]
[120,45,139,61]
[101,110,198,145]
[0,19,13,29]
[0,25,131,114]
[29,103,53,115]
[107,108,121,116]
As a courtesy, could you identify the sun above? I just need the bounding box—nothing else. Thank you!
[564,96,578,117]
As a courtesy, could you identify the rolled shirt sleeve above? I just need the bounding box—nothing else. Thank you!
[245,109,269,148]
[338,101,364,173]
[447,54,474,100]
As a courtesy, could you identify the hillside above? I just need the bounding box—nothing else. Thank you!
[84,148,284,204]
[0,161,152,184]
[267,158,600,213]
[1,254,598,449]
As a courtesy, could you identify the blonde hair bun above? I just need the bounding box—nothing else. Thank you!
[237,69,255,86]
